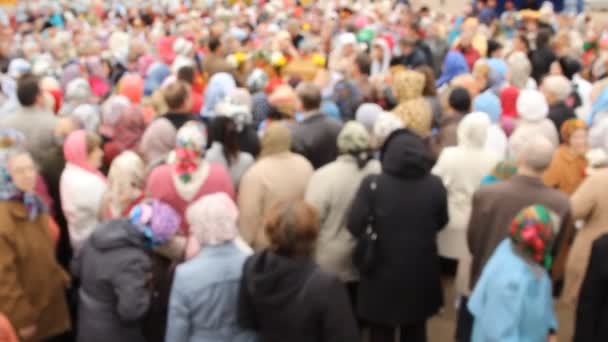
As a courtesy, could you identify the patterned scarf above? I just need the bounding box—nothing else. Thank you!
[509,205,556,270]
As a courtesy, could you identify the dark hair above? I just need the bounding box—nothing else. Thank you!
[16,73,40,107]
[177,65,196,84]
[416,65,437,96]
[487,39,503,57]
[85,132,102,155]
[355,52,372,76]
[162,81,190,110]
[209,117,240,166]
[265,200,319,257]
[515,34,530,51]
[208,37,222,53]
[296,82,322,111]
[449,86,471,113]
[536,28,552,49]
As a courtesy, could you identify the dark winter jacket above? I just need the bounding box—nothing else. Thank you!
[72,219,152,342]
[347,129,448,325]
[575,234,608,342]
[548,102,576,140]
[238,250,359,342]
[291,112,343,169]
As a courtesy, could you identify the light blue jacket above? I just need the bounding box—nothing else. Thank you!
[468,239,557,342]
[165,242,257,342]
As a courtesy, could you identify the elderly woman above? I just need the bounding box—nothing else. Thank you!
[238,200,359,341]
[543,118,588,195]
[60,130,107,253]
[59,77,93,116]
[391,70,433,138]
[166,193,255,342]
[73,200,181,342]
[0,147,70,341]
[542,75,576,134]
[146,122,234,232]
[468,205,557,342]
[104,151,146,219]
[102,104,146,167]
[305,122,381,302]
[201,73,237,118]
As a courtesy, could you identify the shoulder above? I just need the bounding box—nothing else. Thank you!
[0,202,17,235]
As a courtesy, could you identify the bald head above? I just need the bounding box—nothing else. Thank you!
[519,135,555,174]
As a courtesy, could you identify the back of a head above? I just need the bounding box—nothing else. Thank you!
[536,28,552,49]
[449,86,471,113]
[517,89,549,121]
[457,112,491,148]
[542,75,572,103]
[520,135,555,173]
[16,73,40,107]
[163,81,190,111]
[208,37,222,53]
[265,200,319,258]
[177,65,196,85]
[261,122,292,157]
[296,82,322,112]
[355,52,372,76]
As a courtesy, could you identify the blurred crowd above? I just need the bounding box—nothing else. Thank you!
[1,0,608,341]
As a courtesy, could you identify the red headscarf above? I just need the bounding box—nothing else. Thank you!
[119,74,144,104]
[63,130,106,180]
[500,86,520,118]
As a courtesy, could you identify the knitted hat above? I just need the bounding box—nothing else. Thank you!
[516,89,549,121]
[509,204,556,269]
[186,193,239,246]
[130,200,181,248]
[338,121,370,154]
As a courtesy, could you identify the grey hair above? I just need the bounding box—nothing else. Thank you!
[542,75,572,102]
[296,82,322,111]
[507,52,532,90]
[520,135,555,172]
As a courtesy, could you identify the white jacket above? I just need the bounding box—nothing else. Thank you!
[60,163,107,253]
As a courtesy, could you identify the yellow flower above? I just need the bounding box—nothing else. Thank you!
[271,52,287,68]
[302,23,311,31]
[234,52,248,64]
[312,54,326,67]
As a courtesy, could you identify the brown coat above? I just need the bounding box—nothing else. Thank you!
[202,54,235,78]
[543,145,588,195]
[467,175,572,289]
[563,171,608,305]
[0,201,71,341]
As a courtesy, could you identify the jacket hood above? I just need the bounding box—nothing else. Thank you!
[381,129,433,179]
[90,219,146,251]
[457,112,491,149]
[243,251,316,309]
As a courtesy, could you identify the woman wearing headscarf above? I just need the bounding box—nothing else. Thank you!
[432,113,498,302]
[543,118,588,195]
[328,32,358,73]
[238,200,359,341]
[166,193,256,342]
[436,51,469,88]
[506,52,536,90]
[145,122,234,232]
[473,91,508,159]
[60,130,107,253]
[391,70,433,138]
[417,65,443,125]
[238,123,313,250]
[356,103,384,134]
[59,77,93,116]
[103,151,145,219]
[348,129,448,342]
[305,122,381,304]
[102,105,146,167]
[371,38,392,76]
[0,147,71,341]
[144,63,171,97]
[563,158,608,306]
[72,200,181,342]
[468,205,558,342]
[85,56,111,100]
[257,85,299,134]
[119,73,145,105]
[201,72,237,119]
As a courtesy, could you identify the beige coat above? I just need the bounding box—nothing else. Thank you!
[237,152,314,250]
[563,171,608,305]
[0,201,71,341]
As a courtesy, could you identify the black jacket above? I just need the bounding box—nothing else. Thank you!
[292,113,343,169]
[548,102,575,139]
[347,129,448,325]
[529,47,556,83]
[575,234,608,342]
[238,251,359,342]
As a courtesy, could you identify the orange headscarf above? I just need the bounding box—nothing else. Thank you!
[560,118,587,144]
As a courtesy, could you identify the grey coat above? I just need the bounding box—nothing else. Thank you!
[72,219,152,342]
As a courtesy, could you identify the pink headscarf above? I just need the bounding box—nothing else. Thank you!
[138,55,156,77]
[63,130,106,179]
[119,74,144,104]
[157,36,177,65]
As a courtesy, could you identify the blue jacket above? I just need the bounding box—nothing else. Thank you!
[468,239,557,342]
[165,242,256,342]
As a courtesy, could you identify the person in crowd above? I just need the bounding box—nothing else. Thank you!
[436,51,469,89]
[468,205,558,342]
[140,81,198,168]
[543,118,588,195]
[0,146,71,341]
[509,89,559,158]
[371,38,392,76]
[104,151,145,219]
[542,75,577,134]
[463,135,571,341]
[575,234,608,342]
[433,86,471,157]
[0,74,58,166]
[562,158,608,306]
[103,104,146,166]
[391,70,433,138]
[205,106,255,188]
[372,112,405,150]
[480,160,518,185]
[306,121,381,302]
[176,65,204,114]
[166,193,255,342]
[202,37,235,78]
[506,51,536,90]
[201,72,237,119]
[392,37,428,70]
[59,77,93,117]
[417,65,443,125]
[118,73,145,107]
[238,123,313,249]
[473,90,508,159]
[530,28,557,83]
[73,200,181,342]
[432,112,498,297]
[60,130,107,253]
[332,53,366,121]
[348,129,448,342]
[238,200,359,341]
[291,82,342,169]
[146,122,234,231]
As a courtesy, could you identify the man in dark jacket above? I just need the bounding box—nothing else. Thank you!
[391,37,428,69]
[542,75,576,136]
[292,82,342,169]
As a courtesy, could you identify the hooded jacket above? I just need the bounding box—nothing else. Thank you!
[347,129,448,324]
[72,219,152,342]
[238,251,359,342]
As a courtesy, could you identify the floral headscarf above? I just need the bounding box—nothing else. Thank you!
[509,205,556,269]
[174,122,207,183]
[129,200,181,249]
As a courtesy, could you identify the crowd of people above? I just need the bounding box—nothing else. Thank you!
[1,0,608,341]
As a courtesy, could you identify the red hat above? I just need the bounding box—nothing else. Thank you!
[500,86,520,119]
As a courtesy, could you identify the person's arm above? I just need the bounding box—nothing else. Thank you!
[570,176,596,221]
[346,176,372,238]
[322,278,359,342]
[237,169,264,247]
[305,173,330,229]
[165,274,190,342]
[466,190,484,257]
[574,238,608,342]
[111,254,152,323]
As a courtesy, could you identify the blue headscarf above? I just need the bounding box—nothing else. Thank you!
[201,73,237,118]
[487,58,508,95]
[143,63,171,96]
[589,87,608,126]
[436,51,469,88]
[474,90,502,124]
